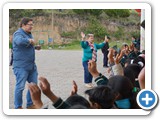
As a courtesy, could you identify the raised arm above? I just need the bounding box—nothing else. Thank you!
[38,77,59,103]
[80,32,88,48]
[28,83,43,109]
[108,48,124,76]
[88,60,108,85]
[70,80,78,96]
[39,77,70,109]
[81,32,85,41]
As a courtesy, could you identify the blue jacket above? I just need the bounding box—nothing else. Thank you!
[80,41,105,62]
[12,28,36,70]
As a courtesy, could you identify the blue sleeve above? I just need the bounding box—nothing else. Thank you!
[95,42,105,49]
[13,33,30,47]
[80,41,88,48]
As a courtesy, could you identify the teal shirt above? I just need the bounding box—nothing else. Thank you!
[80,41,105,62]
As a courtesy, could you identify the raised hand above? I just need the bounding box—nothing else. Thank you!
[115,48,125,64]
[104,35,109,42]
[38,77,51,96]
[29,39,35,46]
[70,80,78,96]
[81,32,85,40]
[28,83,43,108]
[129,42,134,51]
[88,60,99,78]
[107,48,114,64]
[38,76,59,103]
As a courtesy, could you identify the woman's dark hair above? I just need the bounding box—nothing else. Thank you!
[20,17,33,27]
[123,67,136,87]
[65,94,90,108]
[108,75,140,109]
[126,64,142,78]
[85,85,116,109]
[124,58,131,66]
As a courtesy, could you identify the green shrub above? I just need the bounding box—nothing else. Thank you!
[113,27,125,39]
[61,31,76,38]
[73,9,103,16]
[104,9,130,18]
[130,31,140,39]
[9,9,45,18]
[84,16,108,40]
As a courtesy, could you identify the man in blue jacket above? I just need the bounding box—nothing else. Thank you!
[12,17,40,109]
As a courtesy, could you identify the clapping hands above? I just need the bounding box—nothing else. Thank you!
[108,48,124,65]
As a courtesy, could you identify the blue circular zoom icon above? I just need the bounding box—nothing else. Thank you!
[137,89,158,110]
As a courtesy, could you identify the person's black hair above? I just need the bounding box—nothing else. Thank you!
[126,64,142,78]
[123,67,136,87]
[65,94,90,108]
[20,17,33,27]
[85,85,116,109]
[124,58,132,66]
[133,56,145,69]
[107,36,111,40]
[124,44,128,47]
[69,104,88,109]
[132,36,136,39]
[142,50,145,54]
[108,75,140,109]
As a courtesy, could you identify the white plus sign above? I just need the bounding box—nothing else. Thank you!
[142,93,153,105]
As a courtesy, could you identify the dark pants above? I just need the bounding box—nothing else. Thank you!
[82,61,93,83]
[103,53,109,67]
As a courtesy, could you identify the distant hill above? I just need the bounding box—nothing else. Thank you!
[9,9,140,45]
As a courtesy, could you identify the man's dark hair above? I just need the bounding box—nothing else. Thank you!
[69,104,88,109]
[65,94,90,108]
[132,36,136,40]
[107,36,111,40]
[20,17,33,27]
[108,75,140,109]
[85,85,116,109]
